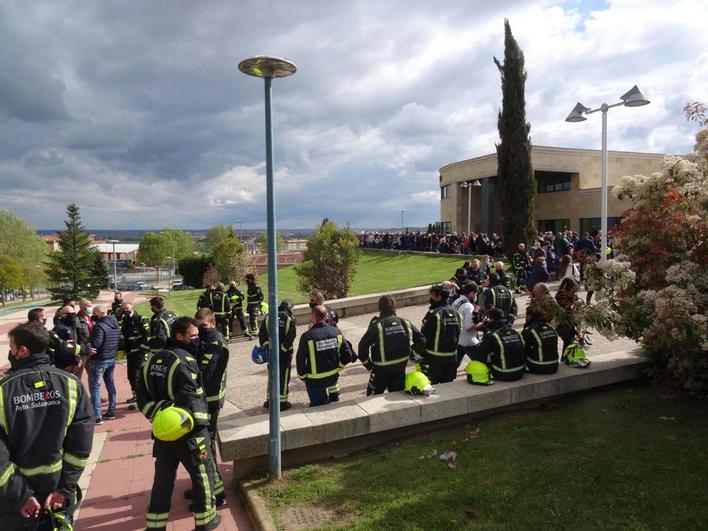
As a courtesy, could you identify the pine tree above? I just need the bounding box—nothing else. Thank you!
[46,203,97,300]
[494,19,536,256]
[89,248,109,297]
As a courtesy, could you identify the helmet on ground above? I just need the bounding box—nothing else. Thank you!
[465,360,493,385]
[260,302,269,314]
[152,405,194,441]
[563,342,591,368]
[251,345,268,364]
[405,371,434,396]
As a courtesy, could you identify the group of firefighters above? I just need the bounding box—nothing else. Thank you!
[0,260,587,530]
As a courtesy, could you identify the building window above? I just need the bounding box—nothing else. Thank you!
[579,217,622,235]
[441,222,452,234]
[440,185,451,199]
[536,171,571,193]
[537,219,570,234]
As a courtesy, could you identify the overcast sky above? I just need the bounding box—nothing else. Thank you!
[0,0,706,230]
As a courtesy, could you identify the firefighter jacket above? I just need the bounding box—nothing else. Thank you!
[208,290,230,317]
[226,287,245,309]
[522,319,559,373]
[246,283,264,309]
[482,285,518,325]
[421,301,461,361]
[196,289,212,310]
[121,311,150,355]
[358,313,425,373]
[0,353,93,513]
[196,328,229,410]
[149,310,177,354]
[511,251,529,272]
[478,322,526,380]
[108,300,124,321]
[296,323,353,387]
[48,330,84,369]
[136,344,210,427]
[259,309,297,356]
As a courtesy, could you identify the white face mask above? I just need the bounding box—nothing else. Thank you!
[86,307,94,316]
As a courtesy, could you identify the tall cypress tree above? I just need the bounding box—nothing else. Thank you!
[46,203,97,300]
[494,19,536,256]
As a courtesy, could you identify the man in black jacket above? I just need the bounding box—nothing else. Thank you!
[88,306,121,424]
[137,317,220,531]
[0,322,93,530]
[29,307,84,372]
[207,283,231,340]
[121,302,151,410]
[149,297,177,355]
[477,308,526,381]
[245,274,264,337]
[259,300,297,410]
[358,295,425,395]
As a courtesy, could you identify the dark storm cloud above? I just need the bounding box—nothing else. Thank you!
[0,0,705,230]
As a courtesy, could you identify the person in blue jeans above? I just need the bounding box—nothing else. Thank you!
[89,305,121,424]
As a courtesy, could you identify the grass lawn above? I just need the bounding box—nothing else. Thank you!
[134,250,467,316]
[257,383,708,530]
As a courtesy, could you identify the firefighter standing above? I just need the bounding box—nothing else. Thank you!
[196,285,213,310]
[245,274,263,337]
[296,306,354,406]
[420,285,462,384]
[481,272,518,326]
[308,290,340,326]
[358,295,425,395]
[136,317,221,531]
[511,243,531,294]
[28,308,84,371]
[207,283,231,340]
[148,297,177,355]
[259,299,297,410]
[51,306,84,373]
[108,292,124,322]
[226,281,247,337]
[0,322,93,530]
[121,302,151,410]
[189,309,229,503]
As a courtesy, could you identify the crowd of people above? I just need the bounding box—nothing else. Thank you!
[359,230,505,255]
[1,238,600,529]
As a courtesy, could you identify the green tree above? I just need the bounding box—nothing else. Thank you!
[0,255,22,306]
[161,228,196,260]
[45,204,97,301]
[294,219,360,299]
[89,248,109,294]
[0,209,49,299]
[137,232,169,282]
[212,236,251,282]
[177,255,214,288]
[254,231,285,253]
[203,224,237,253]
[494,19,536,256]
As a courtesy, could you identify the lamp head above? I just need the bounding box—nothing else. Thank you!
[565,103,590,122]
[238,56,297,78]
[620,85,650,107]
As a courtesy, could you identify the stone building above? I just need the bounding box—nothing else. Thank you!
[439,145,664,235]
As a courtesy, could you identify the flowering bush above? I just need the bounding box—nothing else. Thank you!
[582,156,708,395]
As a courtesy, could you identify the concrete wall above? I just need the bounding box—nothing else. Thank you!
[439,145,665,234]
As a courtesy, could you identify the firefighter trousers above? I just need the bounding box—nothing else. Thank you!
[420,358,457,384]
[230,309,247,335]
[266,354,292,403]
[366,370,405,395]
[126,350,148,395]
[215,315,230,340]
[146,428,218,530]
[207,408,225,498]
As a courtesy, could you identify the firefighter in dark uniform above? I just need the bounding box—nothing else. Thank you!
[121,302,151,409]
[259,299,297,410]
[481,272,518,326]
[50,306,85,373]
[108,291,124,321]
[196,285,213,311]
[149,297,178,355]
[0,322,93,530]
[296,306,353,407]
[477,308,526,381]
[358,295,425,395]
[245,274,263,337]
[28,308,85,371]
[420,284,462,384]
[180,309,231,505]
[226,281,247,337]
[511,243,531,294]
[207,283,231,340]
[522,308,560,374]
[308,290,339,326]
[136,317,221,531]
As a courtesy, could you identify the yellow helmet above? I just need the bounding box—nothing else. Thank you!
[405,371,434,396]
[152,405,194,441]
[465,360,493,385]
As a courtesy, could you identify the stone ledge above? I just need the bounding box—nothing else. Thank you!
[219,346,647,477]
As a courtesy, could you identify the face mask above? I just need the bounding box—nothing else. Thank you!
[309,302,317,308]
[8,349,20,369]
[62,315,74,325]
[189,337,202,352]
[86,307,94,316]
[198,326,210,338]
[429,297,436,305]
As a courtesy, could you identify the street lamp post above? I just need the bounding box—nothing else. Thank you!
[565,85,650,263]
[401,209,405,231]
[34,265,40,299]
[239,55,296,478]
[459,180,482,235]
[235,219,243,242]
[107,239,120,295]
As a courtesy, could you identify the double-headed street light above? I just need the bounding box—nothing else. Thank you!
[235,219,243,243]
[459,180,482,236]
[565,85,650,262]
[106,240,120,295]
[239,55,296,478]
